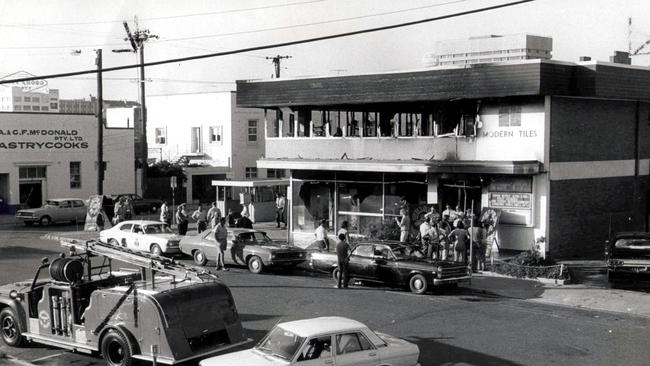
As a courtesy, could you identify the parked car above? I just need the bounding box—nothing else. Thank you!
[15,198,86,226]
[113,193,163,214]
[99,220,182,256]
[199,316,420,366]
[308,241,471,294]
[605,232,650,282]
[180,228,307,273]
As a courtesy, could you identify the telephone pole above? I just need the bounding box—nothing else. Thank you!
[95,49,104,195]
[117,18,158,195]
[266,55,291,78]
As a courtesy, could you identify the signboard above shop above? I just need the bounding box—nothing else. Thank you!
[0,71,49,93]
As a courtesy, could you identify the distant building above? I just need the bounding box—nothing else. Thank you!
[0,86,59,113]
[58,96,139,114]
[423,34,552,67]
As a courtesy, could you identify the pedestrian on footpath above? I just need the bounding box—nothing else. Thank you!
[315,219,329,251]
[275,192,286,228]
[206,202,221,229]
[160,200,171,227]
[113,196,127,224]
[449,221,470,264]
[176,204,188,235]
[337,220,351,244]
[192,204,208,233]
[470,222,486,271]
[124,196,134,220]
[395,208,410,243]
[214,217,229,271]
[335,233,350,289]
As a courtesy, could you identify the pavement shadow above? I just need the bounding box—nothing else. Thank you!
[465,275,546,300]
[0,245,60,259]
[407,336,524,366]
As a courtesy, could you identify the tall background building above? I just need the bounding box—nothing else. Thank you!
[422,33,553,67]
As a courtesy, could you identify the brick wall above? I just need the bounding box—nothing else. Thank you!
[549,176,648,259]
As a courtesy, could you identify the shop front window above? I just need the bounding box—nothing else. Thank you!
[292,181,334,233]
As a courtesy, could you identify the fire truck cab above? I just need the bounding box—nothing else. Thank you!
[0,240,247,366]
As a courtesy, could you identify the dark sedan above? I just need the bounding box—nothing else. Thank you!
[605,232,650,282]
[180,228,307,273]
[309,241,471,294]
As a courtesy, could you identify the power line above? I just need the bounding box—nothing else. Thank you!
[0,0,469,50]
[0,0,326,27]
[0,0,534,85]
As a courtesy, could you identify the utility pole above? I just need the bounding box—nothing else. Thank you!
[266,55,291,78]
[117,18,158,196]
[96,49,104,195]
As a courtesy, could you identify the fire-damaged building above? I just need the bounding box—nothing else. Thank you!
[235,58,650,259]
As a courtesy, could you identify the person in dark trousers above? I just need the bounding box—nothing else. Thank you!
[275,192,286,228]
[215,217,229,271]
[335,233,350,289]
[176,204,188,235]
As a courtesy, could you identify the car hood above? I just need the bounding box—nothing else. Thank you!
[260,244,303,251]
[199,349,289,366]
[0,281,33,295]
[16,208,41,214]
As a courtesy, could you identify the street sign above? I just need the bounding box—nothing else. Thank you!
[170,176,177,189]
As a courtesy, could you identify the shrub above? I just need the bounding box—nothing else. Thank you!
[489,249,570,280]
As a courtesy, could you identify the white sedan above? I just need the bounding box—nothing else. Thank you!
[199,316,420,366]
[99,220,182,256]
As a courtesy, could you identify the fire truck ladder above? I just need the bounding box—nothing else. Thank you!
[60,239,219,284]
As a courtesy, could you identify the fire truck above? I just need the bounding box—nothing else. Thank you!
[0,239,249,366]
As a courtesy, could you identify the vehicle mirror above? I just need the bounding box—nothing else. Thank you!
[41,257,49,265]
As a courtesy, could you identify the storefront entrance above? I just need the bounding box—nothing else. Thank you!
[438,178,483,215]
[19,182,43,208]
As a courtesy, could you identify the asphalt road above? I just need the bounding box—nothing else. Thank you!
[1,222,650,366]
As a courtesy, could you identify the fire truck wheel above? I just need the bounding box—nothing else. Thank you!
[193,250,208,266]
[248,256,264,274]
[101,329,135,366]
[409,274,428,294]
[0,308,25,347]
[150,244,162,256]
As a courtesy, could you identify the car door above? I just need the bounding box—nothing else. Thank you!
[116,223,132,247]
[58,200,73,221]
[72,200,85,221]
[198,230,219,260]
[334,331,379,366]
[293,334,334,366]
[230,232,249,265]
[127,224,145,250]
[373,244,400,284]
[347,244,378,280]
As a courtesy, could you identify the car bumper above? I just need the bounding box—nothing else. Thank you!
[267,258,306,267]
[164,247,182,254]
[433,275,472,285]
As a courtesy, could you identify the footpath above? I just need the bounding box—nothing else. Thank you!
[2,214,649,319]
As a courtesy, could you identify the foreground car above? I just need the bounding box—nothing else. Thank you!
[309,241,471,294]
[15,198,86,226]
[99,220,181,255]
[180,228,306,273]
[605,232,650,282]
[199,316,420,366]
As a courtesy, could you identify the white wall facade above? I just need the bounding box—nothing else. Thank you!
[0,113,134,206]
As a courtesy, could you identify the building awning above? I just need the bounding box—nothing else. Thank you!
[211,179,290,187]
[257,158,542,175]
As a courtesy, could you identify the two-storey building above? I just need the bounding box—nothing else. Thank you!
[236,59,650,258]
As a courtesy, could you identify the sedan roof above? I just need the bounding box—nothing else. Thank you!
[278,316,366,337]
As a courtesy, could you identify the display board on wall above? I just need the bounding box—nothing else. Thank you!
[488,177,533,226]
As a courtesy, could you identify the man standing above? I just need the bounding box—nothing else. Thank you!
[314,219,329,251]
[335,233,350,289]
[214,217,228,271]
[275,192,286,228]
[176,204,188,235]
[449,221,470,264]
[419,216,438,258]
[206,202,221,229]
[124,196,134,220]
[192,204,208,233]
[160,200,171,227]
[113,197,127,224]
[395,208,410,243]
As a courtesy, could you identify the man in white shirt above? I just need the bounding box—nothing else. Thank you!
[314,219,329,251]
[275,193,286,228]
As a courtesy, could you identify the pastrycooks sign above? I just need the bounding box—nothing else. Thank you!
[0,128,89,149]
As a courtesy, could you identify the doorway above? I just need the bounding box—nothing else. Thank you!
[20,182,43,208]
[438,178,482,215]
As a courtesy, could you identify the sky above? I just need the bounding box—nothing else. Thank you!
[1,0,650,101]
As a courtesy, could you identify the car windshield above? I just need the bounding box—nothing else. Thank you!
[255,325,305,361]
[143,224,173,234]
[615,238,650,249]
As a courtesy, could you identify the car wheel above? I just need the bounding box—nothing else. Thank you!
[248,256,264,274]
[193,250,208,266]
[39,216,51,226]
[150,244,162,256]
[332,267,340,282]
[100,329,135,366]
[0,308,25,347]
[108,239,119,246]
[409,274,428,294]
